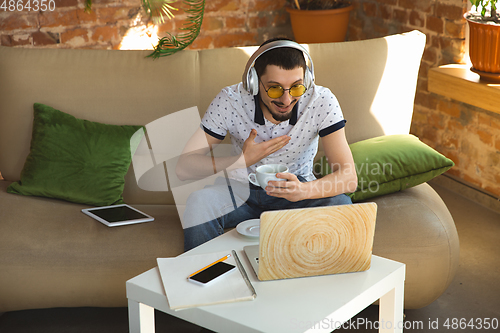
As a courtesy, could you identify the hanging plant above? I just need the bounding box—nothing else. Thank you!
[148,0,205,58]
[142,0,179,24]
[84,0,205,58]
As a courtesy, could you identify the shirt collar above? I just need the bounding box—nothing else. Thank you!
[253,97,298,126]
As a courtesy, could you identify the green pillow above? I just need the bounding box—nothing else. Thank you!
[7,103,143,206]
[319,134,454,202]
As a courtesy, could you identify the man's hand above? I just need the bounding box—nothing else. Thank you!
[265,173,307,202]
[242,129,290,167]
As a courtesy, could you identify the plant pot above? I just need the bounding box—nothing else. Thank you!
[465,12,500,78]
[286,4,354,44]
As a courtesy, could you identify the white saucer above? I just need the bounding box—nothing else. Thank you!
[236,219,260,238]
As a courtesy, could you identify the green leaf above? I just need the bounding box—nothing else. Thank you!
[85,0,92,13]
[148,0,206,58]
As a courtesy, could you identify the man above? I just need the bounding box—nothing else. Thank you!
[176,38,357,251]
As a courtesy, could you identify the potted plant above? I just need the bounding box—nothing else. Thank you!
[286,0,353,43]
[465,0,500,80]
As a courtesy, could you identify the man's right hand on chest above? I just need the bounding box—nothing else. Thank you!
[242,129,291,167]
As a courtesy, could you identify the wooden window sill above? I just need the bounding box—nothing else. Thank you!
[428,64,500,114]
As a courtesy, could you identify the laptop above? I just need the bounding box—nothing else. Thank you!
[243,203,377,281]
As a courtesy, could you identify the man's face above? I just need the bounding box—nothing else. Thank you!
[258,65,304,123]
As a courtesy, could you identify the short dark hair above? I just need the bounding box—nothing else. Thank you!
[254,37,307,79]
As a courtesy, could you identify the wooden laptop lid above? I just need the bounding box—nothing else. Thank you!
[258,203,377,281]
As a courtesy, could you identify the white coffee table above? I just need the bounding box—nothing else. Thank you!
[127,229,405,333]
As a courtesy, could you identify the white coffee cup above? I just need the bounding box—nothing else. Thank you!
[248,164,289,189]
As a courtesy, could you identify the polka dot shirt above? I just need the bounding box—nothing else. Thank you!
[201,82,346,182]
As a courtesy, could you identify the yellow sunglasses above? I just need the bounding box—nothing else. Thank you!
[260,80,307,99]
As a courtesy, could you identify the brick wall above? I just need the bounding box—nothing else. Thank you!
[1,0,498,198]
[349,0,500,198]
[0,0,292,49]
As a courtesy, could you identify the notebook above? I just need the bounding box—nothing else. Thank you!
[157,250,256,310]
[244,203,377,281]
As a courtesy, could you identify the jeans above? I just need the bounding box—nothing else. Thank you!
[183,176,352,251]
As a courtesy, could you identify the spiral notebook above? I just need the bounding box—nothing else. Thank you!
[244,203,378,281]
[157,250,256,310]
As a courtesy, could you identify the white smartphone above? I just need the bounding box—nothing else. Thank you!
[187,261,236,286]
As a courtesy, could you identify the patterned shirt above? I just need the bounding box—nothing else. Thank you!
[201,82,346,182]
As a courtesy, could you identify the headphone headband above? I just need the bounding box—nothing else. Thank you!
[242,40,315,94]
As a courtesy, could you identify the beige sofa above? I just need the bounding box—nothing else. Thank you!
[0,30,459,312]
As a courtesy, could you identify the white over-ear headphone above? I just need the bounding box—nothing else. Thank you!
[242,40,315,96]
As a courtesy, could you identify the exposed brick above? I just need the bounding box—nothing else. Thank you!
[202,17,224,31]
[415,91,438,110]
[411,108,430,125]
[363,2,378,17]
[39,9,79,28]
[393,9,408,24]
[476,129,493,146]
[249,0,286,12]
[442,135,459,150]
[429,111,445,130]
[347,26,363,41]
[213,32,257,48]
[97,6,140,23]
[409,10,424,27]
[248,15,268,29]
[445,20,465,39]
[1,35,11,46]
[377,0,397,4]
[156,20,176,35]
[422,47,437,63]
[418,60,431,79]
[398,0,433,13]
[426,16,444,34]
[448,118,465,132]
[226,16,246,30]
[61,28,89,45]
[436,3,465,21]
[188,35,214,50]
[76,7,99,23]
[437,99,461,118]
[379,4,392,20]
[272,11,288,26]
[1,34,31,46]
[478,112,500,130]
[371,19,390,36]
[420,128,440,148]
[55,0,79,7]
[0,13,38,30]
[32,31,59,46]
[205,0,241,12]
[91,26,119,43]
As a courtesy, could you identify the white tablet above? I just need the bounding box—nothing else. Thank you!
[82,204,154,227]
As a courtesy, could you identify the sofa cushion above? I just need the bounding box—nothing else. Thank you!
[7,103,143,206]
[318,134,454,202]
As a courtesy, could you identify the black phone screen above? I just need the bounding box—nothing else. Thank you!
[189,262,236,284]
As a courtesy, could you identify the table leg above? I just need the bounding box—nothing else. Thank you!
[128,299,155,333]
[378,280,404,333]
